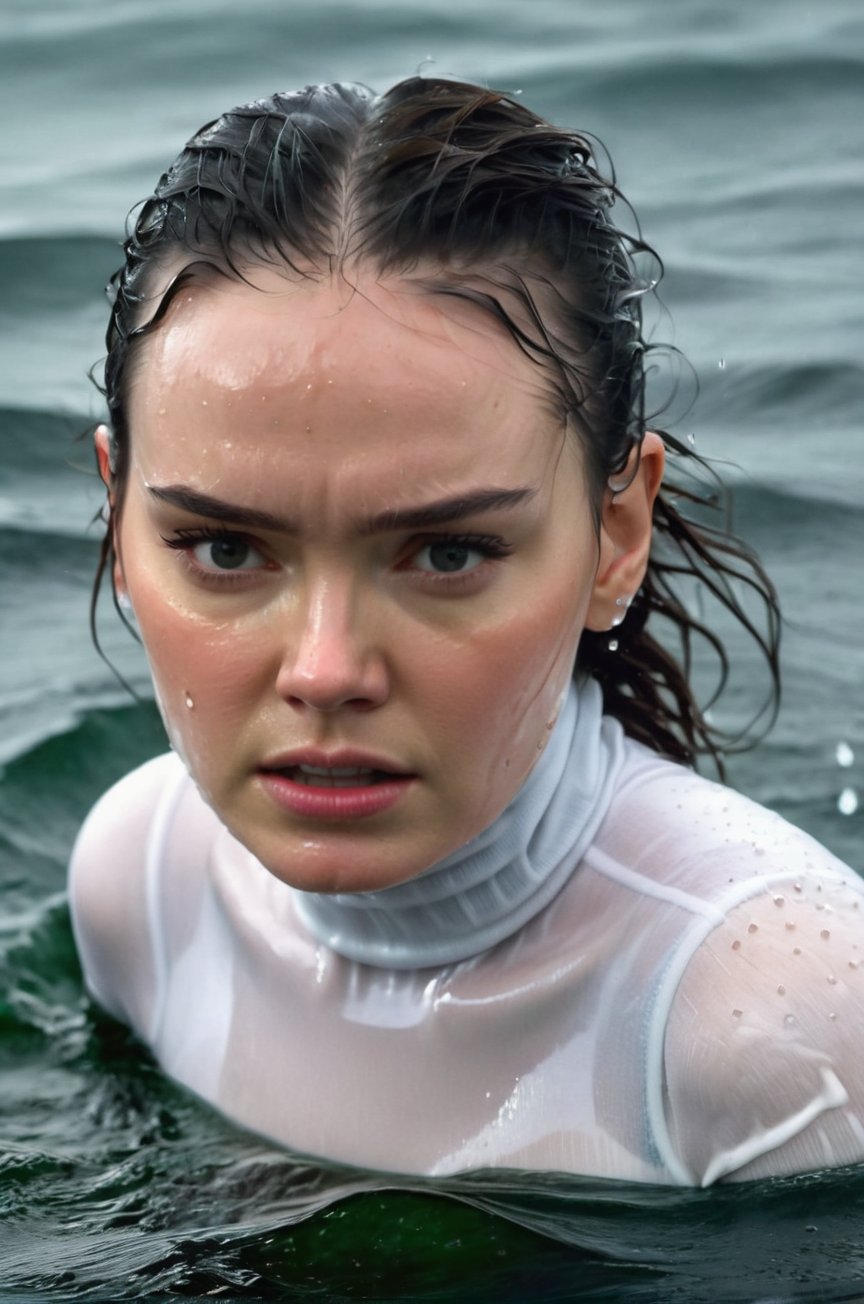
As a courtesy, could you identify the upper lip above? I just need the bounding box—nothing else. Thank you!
[259,747,414,776]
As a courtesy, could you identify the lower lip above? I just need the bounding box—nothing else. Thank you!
[258,772,414,820]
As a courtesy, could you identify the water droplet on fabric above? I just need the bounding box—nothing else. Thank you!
[784,1014,797,1027]
[838,788,859,816]
[718,358,726,370]
[836,741,855,767]
[686,432,697,447]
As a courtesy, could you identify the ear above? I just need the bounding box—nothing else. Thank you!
[95,423,114,489]
[585,432,665,632]
[94,424,127,598]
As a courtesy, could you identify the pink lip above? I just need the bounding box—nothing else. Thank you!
[257,747,416,821]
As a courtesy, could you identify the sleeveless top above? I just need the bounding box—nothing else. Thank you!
[69,697,864,1186]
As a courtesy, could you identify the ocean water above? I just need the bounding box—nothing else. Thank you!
[2,0,863,1299]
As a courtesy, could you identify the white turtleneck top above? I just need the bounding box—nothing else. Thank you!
[69,681,864,1186]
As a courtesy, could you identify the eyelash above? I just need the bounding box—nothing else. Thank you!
[159,527,513,586]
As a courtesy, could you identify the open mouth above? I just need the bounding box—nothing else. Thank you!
[270,764,402,788]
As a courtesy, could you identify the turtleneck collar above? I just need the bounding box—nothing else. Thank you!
[292,677,625,970]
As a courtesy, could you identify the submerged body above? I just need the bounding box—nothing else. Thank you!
[70,681,864,1187]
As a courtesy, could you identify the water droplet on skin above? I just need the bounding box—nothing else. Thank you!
[784,1014,797,1027]
[731,939,741,951]
[829,1013,837,1022]
[828,975,838,985]
[773,895,785,906]
[201,399,208,406]
[849,960,859,970]
[785,921,796,931]
[777,985,786,995]
[836,741,855,768]
[821,929,831,940]
[793,947,802,955]
[184,693,194,710]
[838,788,859,816]
[793,883,802,893]
[748,923,759,934]
[732,1008,743,1019]
[158,407,167,416]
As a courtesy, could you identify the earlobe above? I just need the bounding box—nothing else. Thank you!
[585,432,665,632]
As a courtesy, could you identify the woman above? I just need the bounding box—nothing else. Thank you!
[70,77,864,1187]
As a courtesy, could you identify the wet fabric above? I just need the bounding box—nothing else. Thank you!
[69,692,864,1186]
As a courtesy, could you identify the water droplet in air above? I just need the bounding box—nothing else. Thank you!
[838,788,859,816]
[184,693,194,710]
[836,741,855,768]
[608,638,619,651]
[821,929,831,940]
[748,923,759,934]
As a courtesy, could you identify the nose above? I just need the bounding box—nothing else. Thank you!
[275,575,390,713]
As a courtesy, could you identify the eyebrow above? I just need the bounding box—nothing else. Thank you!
[146,484,537,533]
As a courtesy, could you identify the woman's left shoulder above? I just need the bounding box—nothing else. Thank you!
[604,739,858,902]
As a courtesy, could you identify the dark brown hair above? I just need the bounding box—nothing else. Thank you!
[93,76,780,772]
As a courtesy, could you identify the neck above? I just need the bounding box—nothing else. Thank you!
[293,678,623,970]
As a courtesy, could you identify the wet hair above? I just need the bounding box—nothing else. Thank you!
[93,76,780,773]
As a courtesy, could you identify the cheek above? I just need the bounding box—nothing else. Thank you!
[422,579,589,777]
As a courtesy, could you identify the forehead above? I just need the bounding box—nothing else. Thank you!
[125,265,578,497]
[132,263,556,398]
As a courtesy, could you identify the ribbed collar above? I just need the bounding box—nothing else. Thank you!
[293,677,624,970]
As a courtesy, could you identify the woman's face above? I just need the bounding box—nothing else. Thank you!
[112,267,611,892]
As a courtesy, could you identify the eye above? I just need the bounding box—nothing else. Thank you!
[191,536,263,572]
[411,535,510,576]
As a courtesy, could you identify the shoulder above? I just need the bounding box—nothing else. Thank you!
[662,849,864,1183]
[597,737,844,901]
[68,752,196,1031]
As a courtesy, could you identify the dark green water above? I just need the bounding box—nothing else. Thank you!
[3,0,864,1298]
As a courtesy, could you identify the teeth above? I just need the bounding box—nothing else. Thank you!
[298,764,373,778]
[293,764,379,788]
